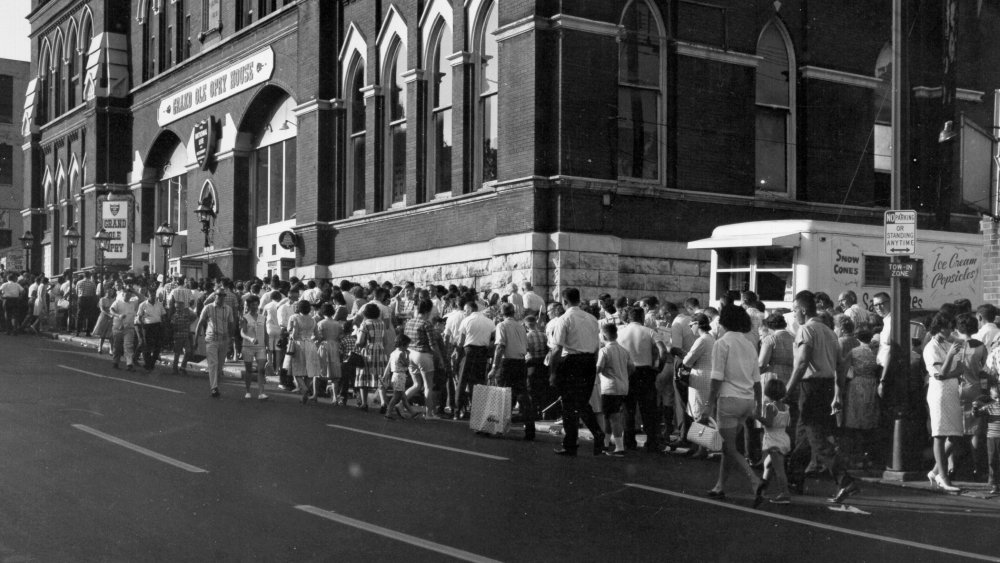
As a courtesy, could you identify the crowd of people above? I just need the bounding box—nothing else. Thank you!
[3,265,1000,505]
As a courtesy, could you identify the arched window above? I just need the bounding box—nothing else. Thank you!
[143,2,156,80]
[384,39,407,206]
[37,45,50,124]
[346,55,366,214]
[66,23,77,109]
[755,19,795,195]
[52,35,63,117]
[159,3,171,72]
[80,12,93,88]
[175,0,189,64]
[472,1,498,186]
[157,142,188,232]
[426,19,453,197]
[618,0,663,181]
[254,96,297,227]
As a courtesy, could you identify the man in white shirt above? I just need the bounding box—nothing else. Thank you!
[521,281,545,317]
[549,287,605,456]
[872,291,892,379]
[110,287,139,371]
[618,307,664,452]
[135,292,166,371]
[838,290,871,331]
[0,273,23,335]
[506,282,524,319]
[455,301,495,418]
[975,304,1000,352]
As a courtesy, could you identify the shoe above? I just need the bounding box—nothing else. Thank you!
[705,490,726,500]
[593,436,605,457]
[927,470,938,489]
[126,365,134,372]
[934,475,961,493]
[210,388,220,398]
[179,368,188,375]
[753,480,768,509]
[990,485,1000,494]
[828,480,861,503]
[554,448,577,457]
[359,404,369,412]
[244,393,252,399]
[523,432,536,442]
[301,393,309,405]
[604,449,625,458]
[379,405,388,415]
[384,414,397,420]
[258,394,269,401]
[112,362,119,370]
[770,494,791,505]
[788,481,804,495]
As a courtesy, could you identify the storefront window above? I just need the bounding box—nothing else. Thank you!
[715,246,794,303]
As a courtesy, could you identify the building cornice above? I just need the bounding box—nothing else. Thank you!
[800,65,882,89]
[675,41,761,68]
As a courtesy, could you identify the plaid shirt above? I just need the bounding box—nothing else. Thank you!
[75,278,98,297]
[404,318,442,353]
[526,327,548,360]
[339,332,357,356]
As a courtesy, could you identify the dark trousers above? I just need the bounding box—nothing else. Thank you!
[625,366,660,449]
[76,295,98,334]
[789,378,852,488]
[457,345,489,410]
[988,436,1000,486]
[498,358,535,436]
[2,298,18,334]
[527,358,555,420]
[557,353,603,450]
[138,323,161,369]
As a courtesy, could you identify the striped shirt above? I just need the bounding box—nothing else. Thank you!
[526,327,547,360]
[974,401,1000,438]
[75,278,97,297]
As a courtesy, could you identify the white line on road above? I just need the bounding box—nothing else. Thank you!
[72,424,208,474]
[59,365,184,394]
[625,483,1000,562]
[326,424,509,461]
[295,505,502,563]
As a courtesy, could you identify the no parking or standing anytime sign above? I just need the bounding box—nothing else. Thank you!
[884,210,916,255]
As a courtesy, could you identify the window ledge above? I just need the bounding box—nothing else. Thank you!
[754,190,793,200]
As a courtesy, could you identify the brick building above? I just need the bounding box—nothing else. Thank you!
[0,58,28,271]
[19,0,1000,303]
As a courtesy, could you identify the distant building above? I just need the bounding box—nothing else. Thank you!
[19,1,1000,304]
[0,58,28,272]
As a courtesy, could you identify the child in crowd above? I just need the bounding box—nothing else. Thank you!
[596,323,633,457]
[973,382,1000,494]
[755,378,792,505]
[337,320,358,406]
[383,334,420,420]
[170,299,196,374]
[240,295,268,400]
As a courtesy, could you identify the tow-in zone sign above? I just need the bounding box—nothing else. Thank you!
[884,210,916,255]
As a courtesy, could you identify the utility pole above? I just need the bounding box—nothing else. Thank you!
[883,0,917,481]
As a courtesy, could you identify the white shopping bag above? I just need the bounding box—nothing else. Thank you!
[470,384,511,435]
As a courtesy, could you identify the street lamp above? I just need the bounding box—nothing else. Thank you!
[63,223,81,334]
[19,230,34,273]
[155,222,176,279]
[93,227,112,288]
[195,197,216,248]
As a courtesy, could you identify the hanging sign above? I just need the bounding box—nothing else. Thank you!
[157,47,274,126]
[193,117,216,170]
[278,231,298,251]
[102,200,129,260]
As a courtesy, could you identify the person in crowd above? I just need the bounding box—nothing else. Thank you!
[92,286,115,354]
[837,290,871,330]
[263,290,283,380]
[975,304,1000,354]
[136,290,165,371]
[197,284,235,398]
[404,299,445,418]
[755,378,792,505]
[871,291,893,388]
[488,302,534,439]
[836,317,881,468]
[973,382,1000,494]
[240,294,268,400]
[75,271,99,336]
[681,313,715,458]
[455,300,495,420]
[384,334,420,419]
[549,287,606,457]
[741,290,764,348]
[355,303,390,411]
[1,273,23,335]
[315,303,343,401]
[924,312,964,492]
[786,290,858,503]
[814,292,835,316]
[24,275,50,334]
[955,312,988,482]
[618,306,663,453]
[597,323,633,457]
[759,313,795,412]
[287,299,321,404]
[170,299,196,375]
[521,281,545,318]
[110,285,139,371]
[701,304,764,502]
[524,314,553,420]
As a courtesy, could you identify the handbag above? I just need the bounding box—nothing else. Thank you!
[687,418,723,451]
[286,339,298,356]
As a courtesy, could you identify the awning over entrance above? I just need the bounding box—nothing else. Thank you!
[687,232,802,249]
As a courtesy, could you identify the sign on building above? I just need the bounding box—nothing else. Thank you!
[102,200,129,260]
[193,117,216,170]
[884,210,916,255]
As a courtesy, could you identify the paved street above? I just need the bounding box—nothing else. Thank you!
[2,335,999,562]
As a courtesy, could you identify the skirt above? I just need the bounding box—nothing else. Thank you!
[92,312,112,338]
[687,369,711,419]
[289,339,321,378]
[927,379,963,437]
[357,343,386,389]
[317,341,342,380]
[844,375,880,430]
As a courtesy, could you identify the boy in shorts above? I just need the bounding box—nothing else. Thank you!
[240,294,268,400]
[383,334,420,419]
[597,323,634,457]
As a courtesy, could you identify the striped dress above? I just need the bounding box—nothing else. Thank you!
[356,318,388,389]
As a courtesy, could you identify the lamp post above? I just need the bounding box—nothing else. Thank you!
[19,230,34,273]
[63,223,81,334]
[93,228,112,288]
[195,197,216,249]
[155,222,176,280]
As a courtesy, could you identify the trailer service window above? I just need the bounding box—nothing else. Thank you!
[716,247,794,302]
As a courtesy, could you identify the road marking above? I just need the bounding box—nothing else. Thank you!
[626,483,1000,562]
[295,505,502,563]
[72,424,208,474]
[39,347,100,358]
[828,504,871,515]
[59,365,184,394]
[326,424,508,461]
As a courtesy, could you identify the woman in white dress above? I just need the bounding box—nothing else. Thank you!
[923,313,964,492]
[681,313,715,457]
